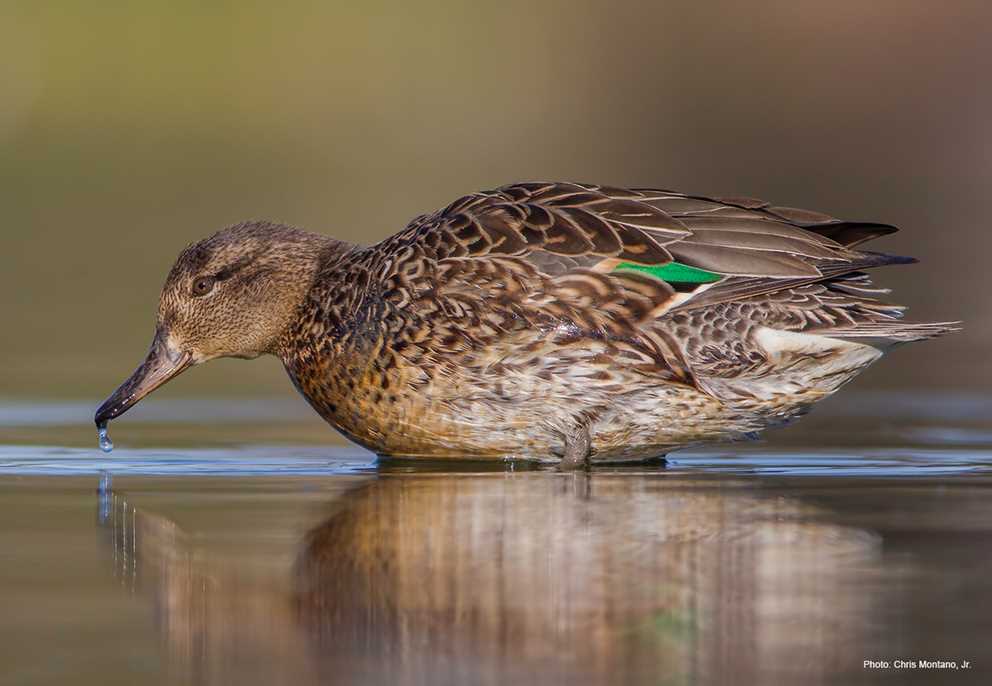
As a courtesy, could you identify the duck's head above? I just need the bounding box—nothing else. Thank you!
[95,221,340,429]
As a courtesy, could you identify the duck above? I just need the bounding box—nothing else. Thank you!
[94,182,957,467]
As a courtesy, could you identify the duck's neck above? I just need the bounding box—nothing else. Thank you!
[271,233,364,355]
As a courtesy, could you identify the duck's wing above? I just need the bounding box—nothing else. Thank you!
[375,181,903,300]
[362,182,920,387]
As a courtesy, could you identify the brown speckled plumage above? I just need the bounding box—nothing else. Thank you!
[95,182,958,465]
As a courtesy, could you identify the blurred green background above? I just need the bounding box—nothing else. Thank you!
[2,0,989,402]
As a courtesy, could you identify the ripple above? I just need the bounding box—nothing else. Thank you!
[0,444,377,476]
[1,443,990,477]
[671,447,992,476]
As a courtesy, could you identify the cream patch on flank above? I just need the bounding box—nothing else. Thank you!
[753,327,882,376]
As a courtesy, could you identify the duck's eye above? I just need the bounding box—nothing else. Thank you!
[191,275,217,297]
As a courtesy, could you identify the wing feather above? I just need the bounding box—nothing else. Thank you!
[376,182,876,279]
[357,181,930,391]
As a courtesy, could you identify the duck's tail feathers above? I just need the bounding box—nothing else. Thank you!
[823,321,962,347]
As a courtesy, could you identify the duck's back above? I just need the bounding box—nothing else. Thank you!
[279,182,956,461]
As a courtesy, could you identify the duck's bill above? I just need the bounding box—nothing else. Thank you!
[94,331,192,427]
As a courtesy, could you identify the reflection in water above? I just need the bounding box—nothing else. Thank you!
[100,473,884,686]
[100,488,319,685]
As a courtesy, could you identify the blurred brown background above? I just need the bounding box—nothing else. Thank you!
[1,0,989,401]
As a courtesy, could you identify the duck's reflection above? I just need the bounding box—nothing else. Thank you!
[100,473,884,686]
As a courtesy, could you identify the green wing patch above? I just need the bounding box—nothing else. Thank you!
[614,261,722,284]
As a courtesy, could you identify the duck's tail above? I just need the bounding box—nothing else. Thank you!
[818,320,962,347]
[810,267,961,347]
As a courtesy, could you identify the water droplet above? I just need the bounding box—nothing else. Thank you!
[97,422,114,453]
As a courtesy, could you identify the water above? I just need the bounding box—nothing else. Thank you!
[1,392,991,685]
[97,423,113,453]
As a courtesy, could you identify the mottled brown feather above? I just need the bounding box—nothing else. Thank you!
[263,182,955,461]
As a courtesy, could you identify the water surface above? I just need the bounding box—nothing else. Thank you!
[1,392,990,685]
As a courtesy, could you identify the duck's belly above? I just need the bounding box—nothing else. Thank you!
[308,378,768,462]
[285,324,880,461]
[586,386,769,461]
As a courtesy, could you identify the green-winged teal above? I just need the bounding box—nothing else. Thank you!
[95,182,957,466]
